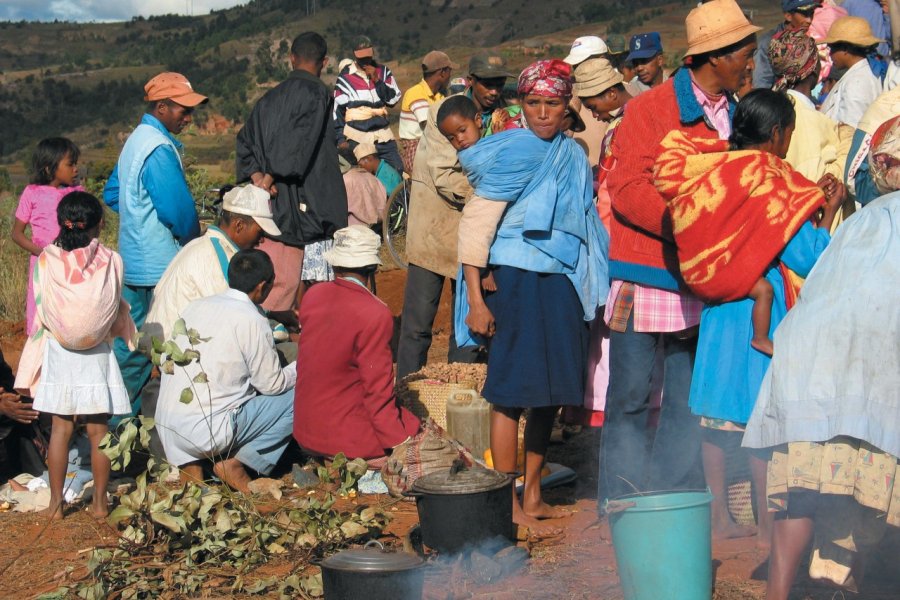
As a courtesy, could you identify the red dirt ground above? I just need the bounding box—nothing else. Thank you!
[1,270,897,599]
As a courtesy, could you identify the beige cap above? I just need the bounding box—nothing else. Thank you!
[143,72,208,107]
[821,16,885,48]
[684,0,762,57]
[353,142,378,162]
[324,225,383,268]
[573,58,624,98]
[422,50,458,72]
[222,185,281,237]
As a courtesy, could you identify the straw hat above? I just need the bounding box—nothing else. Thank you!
[821,16,885,48]
[573,58,624,98]
[684,0,762,57]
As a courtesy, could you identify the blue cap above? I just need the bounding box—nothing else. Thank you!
[782,0,819,11]
[626,32,663,62]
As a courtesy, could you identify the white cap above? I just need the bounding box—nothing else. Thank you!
[222,185,282,237]
[564,36,609,65]
[324,225,382,268]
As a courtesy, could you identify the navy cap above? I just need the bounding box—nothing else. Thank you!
[782,0,819,11]
[626,32,663,62]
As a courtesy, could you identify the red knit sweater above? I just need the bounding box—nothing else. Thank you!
[607,70,734,291]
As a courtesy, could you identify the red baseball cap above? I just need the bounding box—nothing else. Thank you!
[143,72,208,107]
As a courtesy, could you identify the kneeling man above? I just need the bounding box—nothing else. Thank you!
[156,249,296,492]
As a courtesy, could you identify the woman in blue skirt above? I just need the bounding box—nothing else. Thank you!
[455,60,609,537]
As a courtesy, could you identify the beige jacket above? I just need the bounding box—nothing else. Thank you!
[405,97,473,278]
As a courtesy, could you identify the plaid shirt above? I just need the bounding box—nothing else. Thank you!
[604,280,703,333]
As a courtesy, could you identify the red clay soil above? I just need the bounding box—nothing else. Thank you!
[1,270,898,599]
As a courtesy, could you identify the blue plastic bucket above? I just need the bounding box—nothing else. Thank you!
[606,490,713,600]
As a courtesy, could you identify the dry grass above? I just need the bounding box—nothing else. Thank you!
[0,192,30,322]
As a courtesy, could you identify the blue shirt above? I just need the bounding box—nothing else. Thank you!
[104,114,200,243]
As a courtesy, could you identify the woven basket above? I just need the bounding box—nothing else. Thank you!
[399,379,475,429]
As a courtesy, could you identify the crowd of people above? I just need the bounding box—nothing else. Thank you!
[1,0,898,597]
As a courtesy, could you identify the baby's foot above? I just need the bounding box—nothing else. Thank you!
[750,336,774,356]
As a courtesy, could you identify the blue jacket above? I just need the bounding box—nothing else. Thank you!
[104,114,199,286]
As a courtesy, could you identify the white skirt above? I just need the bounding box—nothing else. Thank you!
[33,338,131,416]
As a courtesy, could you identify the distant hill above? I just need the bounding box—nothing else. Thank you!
[0,0,779,185]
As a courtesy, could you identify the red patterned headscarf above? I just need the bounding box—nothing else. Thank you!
[517,60,573,98]
[768,29,820,93]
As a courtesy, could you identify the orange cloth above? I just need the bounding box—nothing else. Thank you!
[653,131,824,303]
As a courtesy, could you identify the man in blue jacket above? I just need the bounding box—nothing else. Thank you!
[103,72,205,411]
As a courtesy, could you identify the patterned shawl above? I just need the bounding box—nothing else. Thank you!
[653,130,824,303]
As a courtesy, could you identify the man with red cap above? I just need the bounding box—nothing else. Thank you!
[103,72,206,411]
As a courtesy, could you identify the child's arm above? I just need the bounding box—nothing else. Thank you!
[11,219,41,256]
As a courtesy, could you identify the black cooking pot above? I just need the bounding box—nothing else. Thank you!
[407,462,515,554]
[317,540,425,600]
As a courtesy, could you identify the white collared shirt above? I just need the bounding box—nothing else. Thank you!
[821,59,883,129]
[156,289,296,466]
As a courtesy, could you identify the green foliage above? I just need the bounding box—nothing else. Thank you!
[0,167,11,193]
[84,395,387,598]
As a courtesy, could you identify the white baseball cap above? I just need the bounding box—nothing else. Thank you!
[324,225,382,268]
[564,36,609,65]
[222,185,282,237]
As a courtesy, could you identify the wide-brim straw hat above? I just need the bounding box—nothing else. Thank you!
[821,16,885,48]
[684,0,762,57]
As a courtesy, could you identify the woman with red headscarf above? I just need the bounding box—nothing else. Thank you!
[455,60,609,537]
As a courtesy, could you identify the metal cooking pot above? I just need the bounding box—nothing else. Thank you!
[317,540,425,600]
[407,461,515,554]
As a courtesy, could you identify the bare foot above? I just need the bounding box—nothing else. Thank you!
[91,495,109,519]
[513,502,564,539]
[713,519,757,540]
[212,458,252,494]
[39,503,65,521]
[523,500,575,520]
[750,337,774,356]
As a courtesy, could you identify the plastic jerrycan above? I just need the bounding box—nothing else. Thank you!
[445,387,491,458]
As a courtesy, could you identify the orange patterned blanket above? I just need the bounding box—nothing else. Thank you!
[653,131,824,303]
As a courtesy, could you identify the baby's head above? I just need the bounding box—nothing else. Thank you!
[437,95,481,152]
[729,89,796,159]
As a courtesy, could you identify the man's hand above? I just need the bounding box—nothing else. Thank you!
[267,309,300,333]
[362,64,381,83]
[0,388,38,425]
[250,172,277,196]
[882,1,889,15]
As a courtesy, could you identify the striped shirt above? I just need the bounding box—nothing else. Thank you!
[399,79,443,140]
[333,62,401,144]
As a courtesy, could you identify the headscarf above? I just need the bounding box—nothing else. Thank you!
[768,29,820,92]
[517,59,573,98]
[869,115,900,195]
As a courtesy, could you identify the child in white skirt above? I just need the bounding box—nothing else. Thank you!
[15,191,135,519]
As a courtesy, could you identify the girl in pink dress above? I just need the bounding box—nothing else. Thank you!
[11,138,84,335]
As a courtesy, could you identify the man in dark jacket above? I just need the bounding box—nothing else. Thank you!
[236,31,348,313]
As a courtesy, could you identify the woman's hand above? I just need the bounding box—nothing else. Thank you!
[466,303,496,338]
[816,174,846,230]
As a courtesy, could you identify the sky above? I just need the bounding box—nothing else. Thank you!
[0,0,248,23]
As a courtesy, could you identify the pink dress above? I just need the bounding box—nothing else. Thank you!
[14,184,84,335]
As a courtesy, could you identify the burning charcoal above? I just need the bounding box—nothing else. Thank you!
[492,545,529,575]
[469,550,502,584]
[292,463,320,489]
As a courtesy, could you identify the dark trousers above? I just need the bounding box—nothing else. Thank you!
[396,264,481,380]
[599,313,703,503]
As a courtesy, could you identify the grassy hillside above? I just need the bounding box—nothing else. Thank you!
[0,0,780,188]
